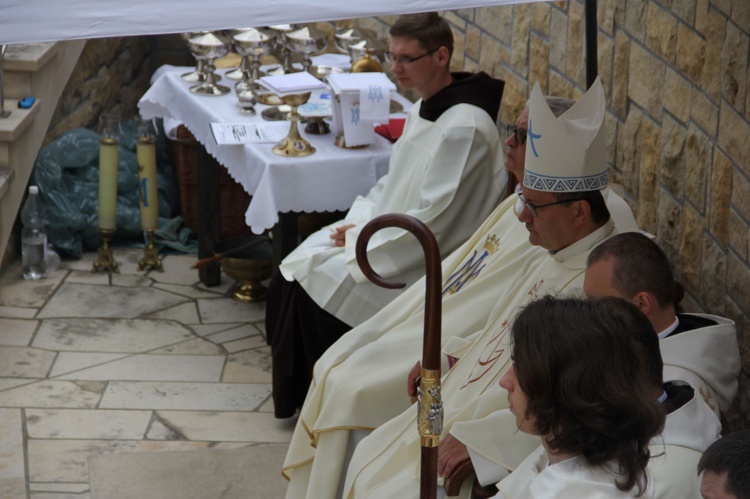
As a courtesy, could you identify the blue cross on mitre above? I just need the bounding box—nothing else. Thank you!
[528,119,542,157]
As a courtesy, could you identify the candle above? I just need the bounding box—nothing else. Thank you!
[137,134,159,231]
[98,115,120,230]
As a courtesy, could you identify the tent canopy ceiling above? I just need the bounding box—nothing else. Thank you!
[0,0,548,45]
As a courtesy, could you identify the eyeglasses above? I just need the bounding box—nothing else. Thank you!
[517,193,583,218]
[506,125,527,145]
[384,47,438,65]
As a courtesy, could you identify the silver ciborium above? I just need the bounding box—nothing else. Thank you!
[180,31,215,83]
[268,24,303,75]
[285,26,328,74]
[188,32,231,96]
[232,28,276,94]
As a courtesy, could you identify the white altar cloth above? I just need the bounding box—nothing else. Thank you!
[138,66,410,233]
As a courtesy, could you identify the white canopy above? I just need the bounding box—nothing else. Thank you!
[0,0,547,45]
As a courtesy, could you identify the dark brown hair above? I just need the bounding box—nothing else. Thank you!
[697,431,750,499]
[554,189,611,224]
[511,296,665,495]
[587,232,675,308]
[389,12,454,57]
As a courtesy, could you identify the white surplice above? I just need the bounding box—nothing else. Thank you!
[280,99,507,327]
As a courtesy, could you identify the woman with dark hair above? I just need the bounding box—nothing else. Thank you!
[494,296,666,498]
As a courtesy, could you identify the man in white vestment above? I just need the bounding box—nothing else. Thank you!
[267,12,508,418]
[697,431,750,499]
[444,232,738,497]
[341,78,626,498]
[282,82,638,498]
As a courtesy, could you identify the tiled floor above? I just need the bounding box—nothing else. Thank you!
[0,248,292,498]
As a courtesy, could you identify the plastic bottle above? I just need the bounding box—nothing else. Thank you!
[21,186,47,280]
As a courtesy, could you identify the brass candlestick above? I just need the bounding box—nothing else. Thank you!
[272,92,315,157]
[92,229,120,273]
[138,230,164,272]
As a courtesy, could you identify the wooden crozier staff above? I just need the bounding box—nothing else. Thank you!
[355,213,443,499]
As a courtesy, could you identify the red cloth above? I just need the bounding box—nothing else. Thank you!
[374,118,406,143]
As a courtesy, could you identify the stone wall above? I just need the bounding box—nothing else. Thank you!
[360,0,750,430]
[45,36,153,142]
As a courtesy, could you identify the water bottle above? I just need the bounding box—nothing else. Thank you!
[21,185,47,280]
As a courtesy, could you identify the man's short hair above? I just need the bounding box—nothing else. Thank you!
[587,232,675,307]
[390,12,454,57]
[697,431,750,499]
[554,189,611,224]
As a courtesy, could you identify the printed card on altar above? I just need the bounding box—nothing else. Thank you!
[210,122,289,144]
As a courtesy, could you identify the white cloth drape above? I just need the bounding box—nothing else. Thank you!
[0,0,552,45]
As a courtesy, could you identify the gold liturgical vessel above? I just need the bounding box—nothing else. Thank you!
[272,92,315,157]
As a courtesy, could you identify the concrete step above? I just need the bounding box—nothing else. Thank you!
[3,43,58,100]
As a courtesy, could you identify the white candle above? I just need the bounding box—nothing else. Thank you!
[98,138,118,230]
[137,136,159,230]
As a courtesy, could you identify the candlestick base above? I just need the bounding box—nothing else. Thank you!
[138,230,164,272]
[92,229,120,273]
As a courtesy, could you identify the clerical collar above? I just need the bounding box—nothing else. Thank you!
[658,316,679,340]
[552,219,615,263]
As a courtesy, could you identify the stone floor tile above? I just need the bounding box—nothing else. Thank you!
[0,306,37,319]
[197,297,264,323]
[0,479,25,499]
[99,381,271,411]
[0,318,38,346]
[30,482,90,493]
[0,379,37,391]
[148,338,224,355]
[222,335,266,353]
[28,440,211,483]
[257,395,274,413]
[195,275,235,295]
[147,255,201,286]
[49,353,129,378]
[253,320,267,339]
[63,271,109,286]
[146,302,200,324]
[0,381,104,408]
[191,323,243,337]
[0,347,56,378]
[109,273,153,287]
[222,347,272,383]
[56,355,225,382]
[0,262,65,308]
[155,411,293,443]
[153,283,223,299]
[33,318,193,353]
[59,252,97,272]
[145,417,183,440]
[26,409,152,439]
[0,409,25,480]
[37,283,188,320]
[205,323,260,344]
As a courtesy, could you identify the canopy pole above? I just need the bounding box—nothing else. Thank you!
[585,0,598,88]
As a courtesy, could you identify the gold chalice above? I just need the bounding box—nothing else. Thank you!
[272,92,315,157]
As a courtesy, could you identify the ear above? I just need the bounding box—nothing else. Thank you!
[572,199,591,227]
[435,45,451,67]
[632,291,655,316]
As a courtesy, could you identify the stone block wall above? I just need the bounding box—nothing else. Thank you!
[45,36,153,142]
[360,0,750,429]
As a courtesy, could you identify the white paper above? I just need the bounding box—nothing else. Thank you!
[258,72,328,95]
[360,83,390,122]
[340,93,374,147]
[210,122,289,144]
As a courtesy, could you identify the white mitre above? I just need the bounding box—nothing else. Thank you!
[523,77,608,192]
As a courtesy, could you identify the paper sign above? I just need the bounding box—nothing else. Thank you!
[210,122,289,144]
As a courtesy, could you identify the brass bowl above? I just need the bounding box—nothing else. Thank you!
[217,237,273,303]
